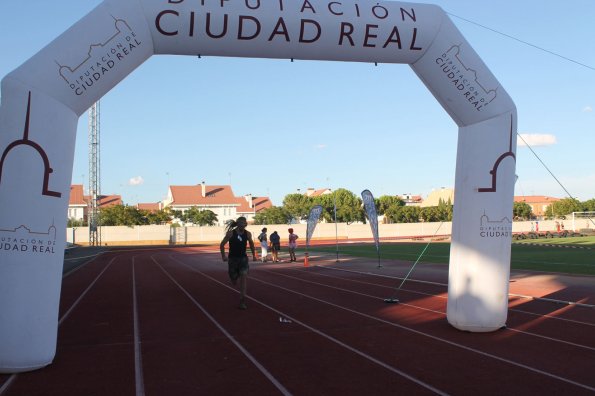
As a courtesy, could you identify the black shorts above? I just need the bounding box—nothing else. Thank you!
[272,243,281,251]
[228,255,249,281]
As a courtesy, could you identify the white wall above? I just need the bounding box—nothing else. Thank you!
[65,220,568,246]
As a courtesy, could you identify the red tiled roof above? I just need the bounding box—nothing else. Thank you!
[306,188,331,197]
[69,185,86,205]
[137,203,161,212]
[170,185,239,206]
[98,195,122,208]
[237,196,273,213]
[514,196,561,203]
[83,194,122,208]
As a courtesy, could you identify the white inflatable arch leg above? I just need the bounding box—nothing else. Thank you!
[0,0,516,372]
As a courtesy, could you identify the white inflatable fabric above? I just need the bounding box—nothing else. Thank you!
[0,0,516,372]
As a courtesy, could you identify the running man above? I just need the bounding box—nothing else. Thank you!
[220,216,256,310]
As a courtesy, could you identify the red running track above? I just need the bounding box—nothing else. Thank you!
[0,247,593,395]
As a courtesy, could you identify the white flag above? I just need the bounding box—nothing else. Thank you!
[306,205,323,249]
[361,190,380,254]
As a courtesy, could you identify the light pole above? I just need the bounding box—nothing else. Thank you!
[333,192,339,262]
[327,177,339,262]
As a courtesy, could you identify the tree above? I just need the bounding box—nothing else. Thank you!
[186,206,218,226]
[545,198,583,219]
[184,207,218,226]
[420,206,440,222]
[169,209,185,223]
[144,209,172,225]
[100,205,144,226]
[376,195,404,215]
[282,193,313,221]
[67,218,85,227]
[419,199,452,222]
[331,188,364,223]
[513,202,533,220]
[582,199,595,211]
[436,198,453,221]
[253,206,290,225]
[312,193,337,223]
[386,205,420,223]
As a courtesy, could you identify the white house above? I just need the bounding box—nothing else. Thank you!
[67,184,123,223]
[162,181,272,225]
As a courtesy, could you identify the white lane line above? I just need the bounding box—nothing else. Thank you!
[316,266,595,326]
[247,274,595,393]
[505,327,595,351]
[0,255,116,394]
[151,256,293,396]
[262,268,595,352]
[263,268,446,316]
[316,265,448,286]
[317,265,595,308]
[63,251,107,278]
[508,308,595,327]
[509,293,594,309]
[64,252,105,262]
[132,257,146,396]
[170,255,448,396]
[59,256,116,326]
[0,375,17,396]
[286,267,595,327]
[287,267,448,300]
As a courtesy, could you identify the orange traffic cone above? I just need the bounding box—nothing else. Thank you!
[304,252,309,267]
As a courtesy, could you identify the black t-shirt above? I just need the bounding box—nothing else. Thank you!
[229,230,248,257]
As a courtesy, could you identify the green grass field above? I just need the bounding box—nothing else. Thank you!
[310,237,595,276]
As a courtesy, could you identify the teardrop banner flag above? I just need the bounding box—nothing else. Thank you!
[361,189,381,268]
[306,205,324,250]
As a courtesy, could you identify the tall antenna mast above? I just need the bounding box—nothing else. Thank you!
[88,101,101,246]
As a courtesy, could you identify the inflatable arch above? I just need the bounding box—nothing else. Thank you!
[0,0,516,372]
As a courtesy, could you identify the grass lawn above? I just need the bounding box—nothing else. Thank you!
[310,237,595,276]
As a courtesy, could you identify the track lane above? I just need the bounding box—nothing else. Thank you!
[302,264,595,327]
[244,263,595,393]
[138,253,287,395]
[268,264,595,351]
[3,254,134,396]
[166,253,445,395]
[2,248,592,395]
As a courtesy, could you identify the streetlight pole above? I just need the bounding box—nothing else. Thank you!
[328,177,339,262]
[334,192,339,262]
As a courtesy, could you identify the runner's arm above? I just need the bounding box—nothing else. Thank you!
[220,232,232,261]
[247,231,257,261]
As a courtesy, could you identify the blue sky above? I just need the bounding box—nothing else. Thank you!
[1,1,594,206]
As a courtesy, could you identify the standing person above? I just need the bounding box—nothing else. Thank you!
[269,231,281,262]
[288,228,299,262]
[257,227,268,262]
[220,216,256,310]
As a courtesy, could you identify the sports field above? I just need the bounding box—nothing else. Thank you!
[310,237,595,276]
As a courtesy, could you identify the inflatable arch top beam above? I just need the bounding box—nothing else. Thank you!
[0,0,516,373]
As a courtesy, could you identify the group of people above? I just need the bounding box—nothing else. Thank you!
[219,217,300,310]
[256,227,299,263]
